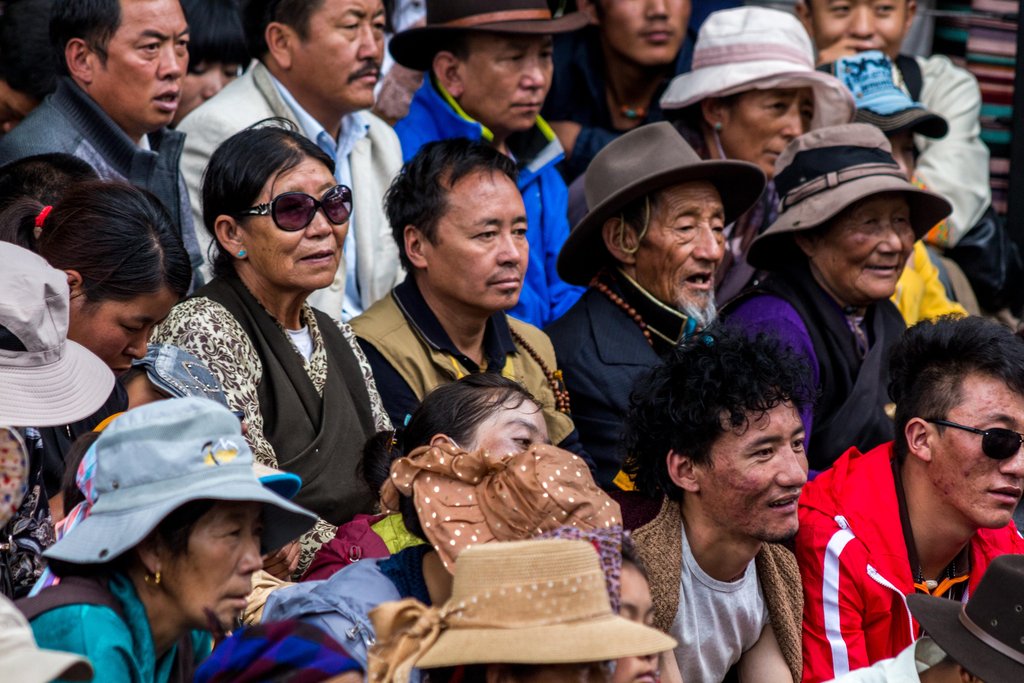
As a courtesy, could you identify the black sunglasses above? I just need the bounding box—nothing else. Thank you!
[926,418,1024,460]
[239,184,352,231]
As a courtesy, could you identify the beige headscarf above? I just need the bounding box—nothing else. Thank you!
[379,443,621,571]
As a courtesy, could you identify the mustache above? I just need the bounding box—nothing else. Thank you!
[348,61,381,83]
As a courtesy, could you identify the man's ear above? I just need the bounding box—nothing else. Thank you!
[432,51,466,99]
[404,225,430,270]
[794,1,814,38]
[903,417,934,464]
[576,0,601,25]
[667,449,701,494]
[602,217,640,267]
[265,21,297,71]
[65,38,96,87]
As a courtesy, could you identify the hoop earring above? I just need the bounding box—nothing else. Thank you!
[144,570,161,586]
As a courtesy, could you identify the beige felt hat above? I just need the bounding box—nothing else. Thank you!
[0,594,93,682]
[747,123,952,269]
[368,539,676,682]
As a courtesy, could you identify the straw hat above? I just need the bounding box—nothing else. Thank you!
[390,0,586,71]
[368,539,677,682]
[44,398,316,564]
[908,554,1024,682]
[747,123,952,270]
[0,242,114,427]
[660,7,854,129]
[557,122,764,286]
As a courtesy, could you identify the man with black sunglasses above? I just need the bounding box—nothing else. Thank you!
[794,316,1024,682]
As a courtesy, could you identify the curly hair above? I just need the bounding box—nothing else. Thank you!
[889,316,1024,464]
[622,324,815,500]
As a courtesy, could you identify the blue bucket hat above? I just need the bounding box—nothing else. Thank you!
[44,398,316,564]
[827,50,948,139]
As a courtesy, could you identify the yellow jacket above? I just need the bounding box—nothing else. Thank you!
[892,241,967,325]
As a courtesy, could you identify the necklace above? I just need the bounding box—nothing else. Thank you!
[508,329,572,414]
[591,277,653,347]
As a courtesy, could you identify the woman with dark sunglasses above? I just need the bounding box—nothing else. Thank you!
[154,122,391,578]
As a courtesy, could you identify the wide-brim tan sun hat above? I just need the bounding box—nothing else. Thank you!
[0,243,114,427]
[369,539,676,681]
[747,123,952,270]
[660,6,855,129]
[557,122,765,286]
[0,594,94,682]
[390,0,587,72]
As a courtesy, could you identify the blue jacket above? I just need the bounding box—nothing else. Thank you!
[394,80,583,328]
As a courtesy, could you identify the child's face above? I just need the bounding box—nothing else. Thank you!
[612,564,659,683]
[798,0,916,62]
[124,373,171,409]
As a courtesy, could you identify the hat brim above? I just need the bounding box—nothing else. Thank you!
[661,64,856,129]
[6,649,94,682]
[558,160,766,286]
[908,594,1024,683]
[854,108,949,139]
[415,613,676,668]
[44,468,315,564]
[0,340,114,427]
[747,175,952,270]
[390,13,588,71]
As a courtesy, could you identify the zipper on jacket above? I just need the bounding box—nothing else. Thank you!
[866,564,915,643]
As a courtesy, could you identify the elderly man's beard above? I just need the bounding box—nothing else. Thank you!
[678,290,718,331]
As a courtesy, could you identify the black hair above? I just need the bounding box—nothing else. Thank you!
[50,0,122,76]
[620,533,648,581]
[48,498,217,578]
[889,316,1024,464]
[0,153,98,215]
[360,374,540,541]
[201,118,334,278]
[0,180,192,301]
[242,0,325,59]
[622,324,815,500]
[180,0,249,69]
[60,431,101,516]
[384,138,518,271]
[0,0,59,100]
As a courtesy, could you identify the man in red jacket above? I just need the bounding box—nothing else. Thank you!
[795,315,1024,682]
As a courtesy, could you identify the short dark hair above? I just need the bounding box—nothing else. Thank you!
[384,138,518,271]
[50,0,122,76]
[360,374,540,541]
[622,324,814,500]
[180,0,249,69]
[0,0,59,99]
[0,153,98,215]
[0,180,192,301]
[890,316,1024,463]
[201,118,334,278]
[242,0,324,59]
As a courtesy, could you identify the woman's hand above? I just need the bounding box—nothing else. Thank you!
[262,541,300,580]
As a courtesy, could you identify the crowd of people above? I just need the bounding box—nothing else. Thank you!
[1,0,1023,682]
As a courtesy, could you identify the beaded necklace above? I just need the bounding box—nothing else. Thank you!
[508,328,572,414]
[591,277,653,347]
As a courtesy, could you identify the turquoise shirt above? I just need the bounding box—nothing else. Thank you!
[30,573,212,683]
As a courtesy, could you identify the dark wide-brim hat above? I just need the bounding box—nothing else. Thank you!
[557,122,766,287]
[747,123,952,270]
[907,554,1024,683]
[390,0,587,72]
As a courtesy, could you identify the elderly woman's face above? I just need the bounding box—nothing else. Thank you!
[796,192,914,310]
[710,88,813,178]
[160,500,264,630]
[236,157,347,299]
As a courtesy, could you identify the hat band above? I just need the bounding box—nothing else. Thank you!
[692,42,811,70]
[441,9,552,28]
[776,145,898,197]
[958,606,1024,666]
[780,164,906,211]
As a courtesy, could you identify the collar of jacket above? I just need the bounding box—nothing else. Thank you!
[392,275,517,374]
[52,77,183,177]
[612,269,697,350]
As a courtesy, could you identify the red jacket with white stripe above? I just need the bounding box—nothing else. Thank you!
[794,441,1024,682]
